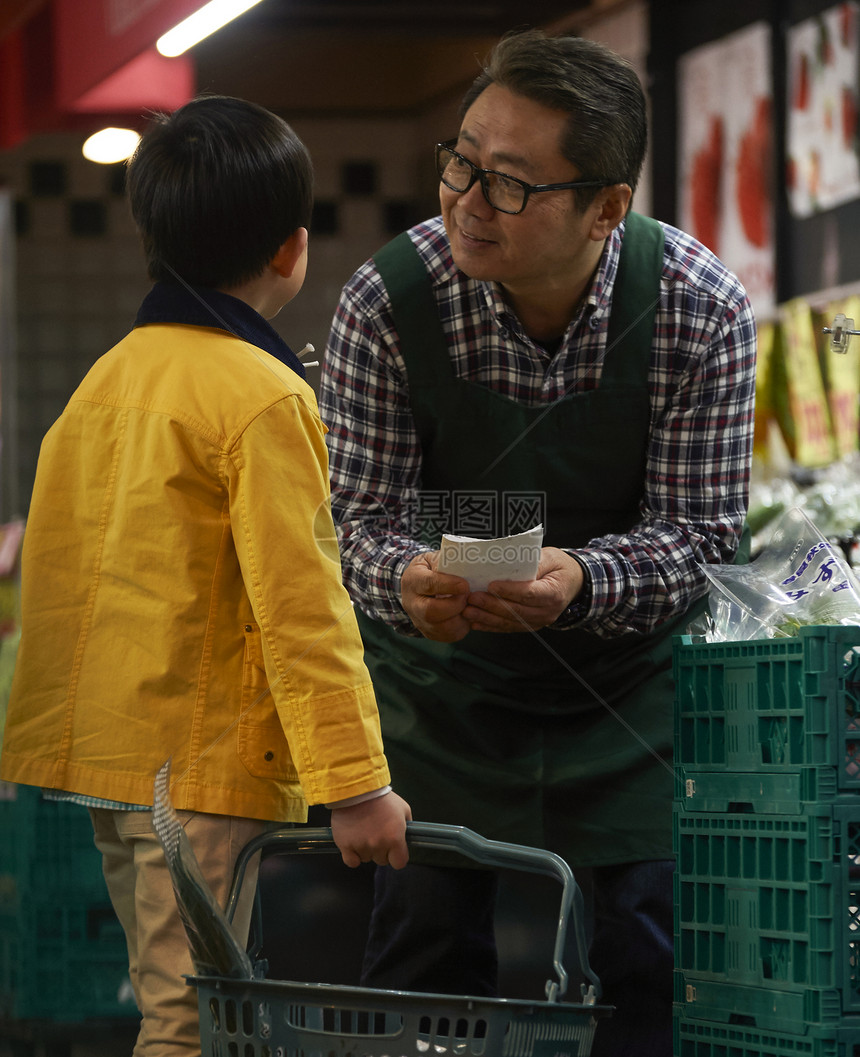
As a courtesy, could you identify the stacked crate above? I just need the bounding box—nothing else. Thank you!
[0,781,138,1025]
[672,625,860,1057]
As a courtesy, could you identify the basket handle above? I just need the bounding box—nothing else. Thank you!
[226,820,601,1005]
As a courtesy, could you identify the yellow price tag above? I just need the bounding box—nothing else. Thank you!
[780,299,836,467]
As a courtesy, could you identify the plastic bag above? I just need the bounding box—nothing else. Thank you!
[700,506,860,641]
[152,759,254,979]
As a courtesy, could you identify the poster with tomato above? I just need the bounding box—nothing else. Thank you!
[678,21,775,319]
[787,3,860,218]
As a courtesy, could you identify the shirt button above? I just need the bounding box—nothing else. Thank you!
[589,315,600,329]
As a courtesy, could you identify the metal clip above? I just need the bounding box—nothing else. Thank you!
[822,313,860,354]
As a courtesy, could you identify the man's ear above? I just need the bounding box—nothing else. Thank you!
[271,227,309,278]
[589,184,633,241]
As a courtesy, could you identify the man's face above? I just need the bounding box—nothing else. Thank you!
[440,83,602,301]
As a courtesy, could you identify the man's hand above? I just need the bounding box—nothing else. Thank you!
[401,552,472,642]
[463,547,585,633]
[330,791,412,870]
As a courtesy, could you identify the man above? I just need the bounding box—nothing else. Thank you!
[320,29,756,1057]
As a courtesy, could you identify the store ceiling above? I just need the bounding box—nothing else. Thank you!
[245,1,592,33]
[0,0,607,133]
[175,0,599,115]
[0,0,595,45]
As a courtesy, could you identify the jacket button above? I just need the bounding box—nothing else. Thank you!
[245,625,253,632]
[264,751,274,761]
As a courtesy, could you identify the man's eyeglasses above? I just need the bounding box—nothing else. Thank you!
[435,140,611,215]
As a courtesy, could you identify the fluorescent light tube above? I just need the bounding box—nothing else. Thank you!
[156,0,266,58]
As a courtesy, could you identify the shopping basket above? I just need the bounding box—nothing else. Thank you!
[187,821,612,1057]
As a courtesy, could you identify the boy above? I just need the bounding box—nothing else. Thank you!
[0,96,411,1055]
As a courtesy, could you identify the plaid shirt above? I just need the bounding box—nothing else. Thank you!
[320,214,757,637]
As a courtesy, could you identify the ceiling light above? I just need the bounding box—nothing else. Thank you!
[156,0,266,57]
[82,128,141,164]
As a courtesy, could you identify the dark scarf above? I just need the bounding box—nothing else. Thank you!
[134,281,306,380]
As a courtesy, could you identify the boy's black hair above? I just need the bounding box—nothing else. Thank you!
[126,96,313,289]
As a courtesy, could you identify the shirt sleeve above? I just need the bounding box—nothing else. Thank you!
[321,229,758,643]
[570,274,757,637]
[320,266,431,633]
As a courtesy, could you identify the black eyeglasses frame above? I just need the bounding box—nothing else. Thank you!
[435,139,612,215]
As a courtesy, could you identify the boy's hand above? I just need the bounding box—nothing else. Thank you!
[330,791,412,870]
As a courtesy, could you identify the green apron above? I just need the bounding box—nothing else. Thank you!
[359,213,697,867]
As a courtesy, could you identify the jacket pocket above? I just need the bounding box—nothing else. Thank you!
[237,622,299,781]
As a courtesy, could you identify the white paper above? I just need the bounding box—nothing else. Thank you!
[437,524,544,592]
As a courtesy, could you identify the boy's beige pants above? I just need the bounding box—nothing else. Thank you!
[90,807,267,1057]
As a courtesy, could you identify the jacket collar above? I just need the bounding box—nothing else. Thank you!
[134,281,306,380]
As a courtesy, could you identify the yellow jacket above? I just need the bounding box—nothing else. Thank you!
[0,305,390,821]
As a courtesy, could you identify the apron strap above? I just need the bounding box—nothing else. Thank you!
[602,211,665,389]
[373,232,452,387]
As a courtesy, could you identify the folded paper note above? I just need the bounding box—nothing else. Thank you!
[438,524,544,592]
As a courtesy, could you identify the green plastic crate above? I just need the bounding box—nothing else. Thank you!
[0,782,110,903]
[676,765,846,814]
[673,626,860,789]
[673,1009,860,1056]
[0,782,137,1022]
[673,802,860,1030]
[0,896,137,1021]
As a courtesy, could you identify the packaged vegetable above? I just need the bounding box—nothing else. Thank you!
[700,505,860,640]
